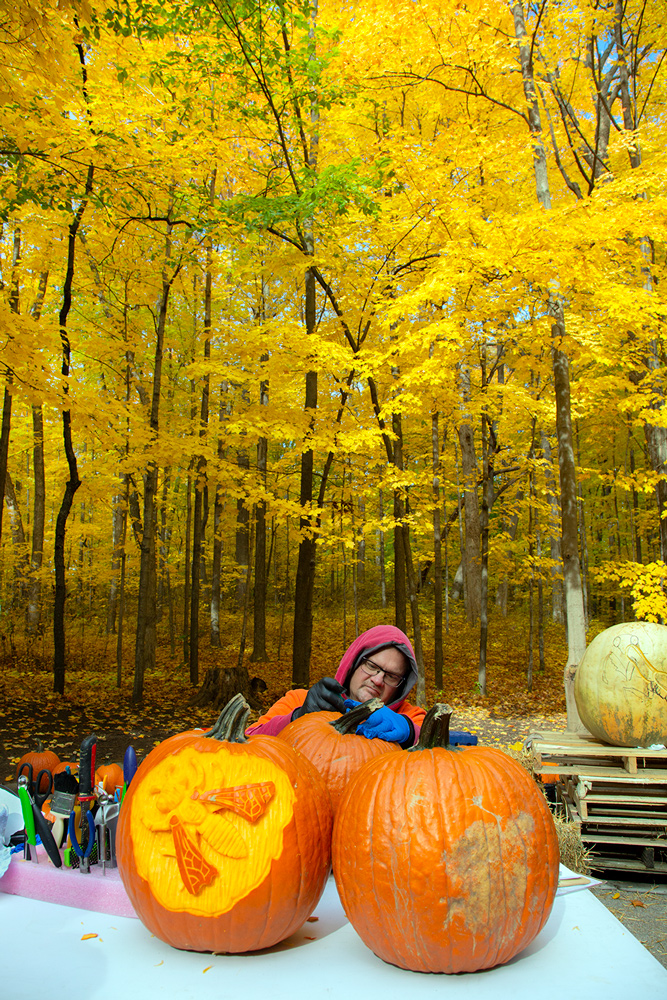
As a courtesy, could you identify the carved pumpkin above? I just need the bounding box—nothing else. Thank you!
[95,763,124,795]
[278,698,400,812]
[332,704,559,974]
[574,621,667,747]
[117,694,333,953]
[15,741,60,793]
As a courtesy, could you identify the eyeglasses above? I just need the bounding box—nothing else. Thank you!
[358,656,406,689]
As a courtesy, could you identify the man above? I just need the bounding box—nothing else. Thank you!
[246,625,425,748]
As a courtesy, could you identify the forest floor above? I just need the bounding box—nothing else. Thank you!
[0,609,666,969]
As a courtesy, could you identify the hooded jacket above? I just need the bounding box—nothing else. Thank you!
[245,625,426,741]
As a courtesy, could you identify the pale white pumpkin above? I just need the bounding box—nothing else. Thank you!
[574,621,667,747]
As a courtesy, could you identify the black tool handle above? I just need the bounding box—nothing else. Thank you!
[31,801,62,868]
[78,734,97,801]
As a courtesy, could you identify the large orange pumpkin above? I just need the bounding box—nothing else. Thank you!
[332,704,559,974]
[117,694,333,954]
[574,621,667,747]
[278,698,400,812]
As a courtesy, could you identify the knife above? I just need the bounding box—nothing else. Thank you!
[77,734,97,873]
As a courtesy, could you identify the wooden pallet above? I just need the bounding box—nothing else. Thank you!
[529,731,667,876]
[527,730,667,780]
[559,788,667,874]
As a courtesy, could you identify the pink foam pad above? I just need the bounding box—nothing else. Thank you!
[0,849,137,919]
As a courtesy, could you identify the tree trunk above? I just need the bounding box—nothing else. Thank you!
[4,471,29,597]
[210,388,227,647]
[133,241,174,705]
[432,411,443,689]
[189,174,214,684]
[182,470,192,664]
[553,339,588,731]
[251,371,269,661]
[53,163,93,695]
[392,411,407,631]
[235,448,250,611]
[512,0,587,731]
[27,403,45,634]
[116,478,128,687]
[458,420,481,625]
[540,431,565,623]
[291,264,318,689]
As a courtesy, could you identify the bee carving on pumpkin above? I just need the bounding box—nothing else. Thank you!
[144,760,276,896]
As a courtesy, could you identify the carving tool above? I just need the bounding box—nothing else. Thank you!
[122,745,137,802]
[17,776,38,863]
[94,790,120,872]
[50,767,79,848]
[75,733,97,873]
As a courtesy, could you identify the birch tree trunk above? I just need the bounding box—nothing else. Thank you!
[512,0,587,731]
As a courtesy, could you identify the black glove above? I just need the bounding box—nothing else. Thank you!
[291,678,346,720]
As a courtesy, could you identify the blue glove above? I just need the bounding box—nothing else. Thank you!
[450,731,478,746]
[344,699,361,711]
[356,706,411,745]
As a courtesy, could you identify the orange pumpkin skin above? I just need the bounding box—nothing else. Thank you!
[332,714,559,974]
[15,742,60,792]
[53,761,79,777]
[117,723,333,954]
[279,709,399,812]
[95,763,124,795]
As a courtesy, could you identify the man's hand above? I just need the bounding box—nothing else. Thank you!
[356,705,412,745]
[291,678,346,720]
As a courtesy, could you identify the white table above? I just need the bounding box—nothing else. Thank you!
[1,872,666,1000]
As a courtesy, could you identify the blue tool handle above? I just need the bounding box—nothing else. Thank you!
[123,746,137,787]
[68,809,96,859]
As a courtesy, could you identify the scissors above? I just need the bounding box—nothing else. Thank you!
[16,771,61,867]
[16,762,54,811]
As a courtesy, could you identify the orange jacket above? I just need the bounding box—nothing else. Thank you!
[246,687,426,738]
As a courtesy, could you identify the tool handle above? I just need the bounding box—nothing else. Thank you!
[32,803,62,867]
[17,783,36,845]
[51,816,65,847]
[68,809,96,859]
[78,734,97,800]
[123,746,137,787]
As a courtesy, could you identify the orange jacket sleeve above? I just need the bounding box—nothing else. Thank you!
[245,689,308,737]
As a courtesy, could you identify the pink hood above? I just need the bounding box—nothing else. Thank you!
[335,625,418,710]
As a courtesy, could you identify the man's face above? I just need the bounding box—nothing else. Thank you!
[348,646,408,705]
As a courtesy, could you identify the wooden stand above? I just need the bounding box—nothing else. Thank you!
[527,731,667,876]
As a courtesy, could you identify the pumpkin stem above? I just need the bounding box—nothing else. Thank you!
[331,697,386,734]
[200,693,251,743]
[408,703,455,751]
